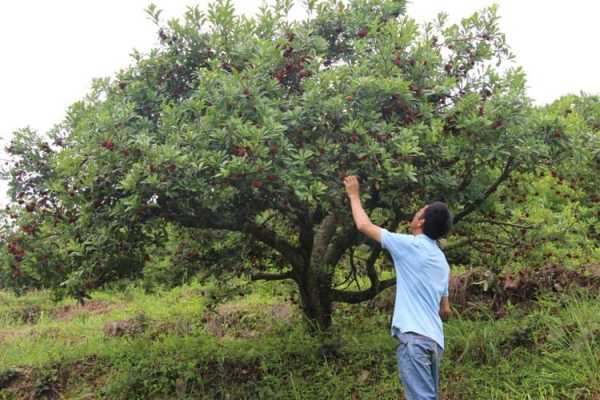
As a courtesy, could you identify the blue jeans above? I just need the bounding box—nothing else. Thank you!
[394,330,444,400]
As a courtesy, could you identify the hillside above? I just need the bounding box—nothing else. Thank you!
[1,274,600,399]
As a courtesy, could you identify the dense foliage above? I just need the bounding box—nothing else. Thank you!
[1,0,598,330]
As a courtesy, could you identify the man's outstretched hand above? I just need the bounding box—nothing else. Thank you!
[343,175,382,243]
[344,175,360,199]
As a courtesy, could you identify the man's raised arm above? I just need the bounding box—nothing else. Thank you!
[344,176,382,243]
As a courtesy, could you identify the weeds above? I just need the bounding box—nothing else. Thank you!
[1,281,600,399]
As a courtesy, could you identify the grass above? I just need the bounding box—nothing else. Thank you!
[1,280,600,399]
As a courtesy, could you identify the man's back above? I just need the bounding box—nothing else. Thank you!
[381,230,449,349]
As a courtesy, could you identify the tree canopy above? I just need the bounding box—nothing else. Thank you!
[2,0,596,330]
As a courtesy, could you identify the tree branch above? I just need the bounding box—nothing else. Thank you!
[364,246,382,287]
[331,278,396,304]
[155,196,240,231]
[311,214,338,264]
[324,221,357,266]
[155,195,306,272]
[251,271,294,281]
[245,223,305,270]
[442,236,516,251]
[453,156,515,225]
[471,218,535,229]
[339,248,361,290]
[165,208,237,231]
[456,160,475,192]
[363,215,400,286]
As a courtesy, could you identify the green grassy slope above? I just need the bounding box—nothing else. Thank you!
[1,281,599,400]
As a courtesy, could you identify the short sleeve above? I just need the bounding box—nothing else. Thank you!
[381,229,413,260]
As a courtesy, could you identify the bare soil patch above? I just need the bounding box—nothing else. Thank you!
[53,300,120,322]
[202,302,296,339]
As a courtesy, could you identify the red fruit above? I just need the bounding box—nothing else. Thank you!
[270,143,279,154]
[267,175,278,182]
[21,224,36,235]
[251,180,263,189]
[167,163,177,173]
[350,133,359,143]
[274,69,286,82]
[444,63,453,73]
[357,26,369,38]
[232,146,248,157]
[346,95,353,102]
[159,29,168,41]
[554,129,561,138]
[394,55,402,66]
[492,120,504,129]
[121,148,130,157]
[102,139,114,151]
[479,105,485,116]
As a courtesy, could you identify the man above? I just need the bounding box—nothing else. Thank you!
[343,175,452,400]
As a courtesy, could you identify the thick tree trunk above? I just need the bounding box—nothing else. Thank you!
[297,272,333,332]
[296,214,338,332]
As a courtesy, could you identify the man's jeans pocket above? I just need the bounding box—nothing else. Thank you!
[395,332,443,400]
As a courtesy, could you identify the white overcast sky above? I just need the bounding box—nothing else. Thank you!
[1,0,600,206]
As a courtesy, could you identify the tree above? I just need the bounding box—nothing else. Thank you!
[1,0,549,330]
[442,93,600,271]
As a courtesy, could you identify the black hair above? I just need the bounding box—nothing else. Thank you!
[422,202,452,240]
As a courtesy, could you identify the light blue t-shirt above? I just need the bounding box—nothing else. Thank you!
[381,229,450,349]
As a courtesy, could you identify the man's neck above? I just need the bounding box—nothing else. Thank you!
[411,228,424,236]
